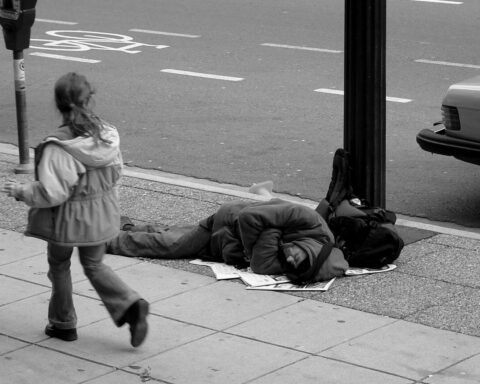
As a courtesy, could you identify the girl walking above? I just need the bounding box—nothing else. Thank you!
[3,72,148,347]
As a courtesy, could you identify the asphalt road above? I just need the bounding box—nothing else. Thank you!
[1,0,480,227]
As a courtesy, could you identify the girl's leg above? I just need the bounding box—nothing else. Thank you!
[79,244,148,347]
[47,243,77,330]
[78,244,141,325]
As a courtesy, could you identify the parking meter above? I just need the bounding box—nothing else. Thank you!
[0,0,36,173]
[0,0,37,50]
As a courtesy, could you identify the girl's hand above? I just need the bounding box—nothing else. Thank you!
[2,181,19,198]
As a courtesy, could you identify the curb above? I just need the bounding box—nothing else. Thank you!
[2,142,480,240]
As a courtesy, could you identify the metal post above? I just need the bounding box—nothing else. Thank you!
[12,49,33,174]
[344,0,386,207]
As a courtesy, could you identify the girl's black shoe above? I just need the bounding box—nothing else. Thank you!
[45,324,78,341]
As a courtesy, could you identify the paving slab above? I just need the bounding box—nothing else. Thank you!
[0,344,114,384]
[0,229,44,264]
[405,287,480,337]
[0,335,29,355]
[400,246,480,288]
[0,292,109,343]
[320,320,480,381]
[129,332,308,384]
[428,234,480,251]
[83,370,150,384]
[248,355,413,384]
[119,183,220,225]
[397,225,437,245]
[394,239,448,265]
[38,313,214,368]
[227,299,395,353]
[0,275,49,306]
[425,353,480,384]
[73,261,215,304]
[0,251,141,287]
[314,272,467,319]
[150,280,301,330]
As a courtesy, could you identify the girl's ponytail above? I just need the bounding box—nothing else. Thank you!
[55,73,111,143]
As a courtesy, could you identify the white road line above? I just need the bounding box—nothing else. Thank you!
[261,43,342,54]
[130,29,200,38]
[161,69,244,82]
[35,18,78,25]
[29,52,100,63]
[412,0,463,4]
[415,59,480,69]
[314,88,412,103]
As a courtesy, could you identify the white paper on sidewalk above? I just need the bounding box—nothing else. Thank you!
[345,264,397,276]
[247,278,336,292]
[237,271,291,287]
[190,259,336,291]
[189,259,240,279]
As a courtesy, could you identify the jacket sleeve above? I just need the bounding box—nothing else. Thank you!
[238,199,325,257]
[210,227,248,267]
[249,228,284,274]
[18,144,86,207]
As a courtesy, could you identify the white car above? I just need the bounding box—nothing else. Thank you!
[417,75,480,165]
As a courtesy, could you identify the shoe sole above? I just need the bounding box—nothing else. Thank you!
[130,300,149,347]
[45,325,78,341]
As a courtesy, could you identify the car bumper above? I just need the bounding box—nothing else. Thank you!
[416,127,480,164]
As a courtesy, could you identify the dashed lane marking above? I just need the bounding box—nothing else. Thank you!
[130,29,200,38]
[412,0,463,4]
[35,18,78,25]
[161,69,244,81]
[29,52,100,63]
[415,59,480,69]
[314,88,412,103]
[261,43,342,53]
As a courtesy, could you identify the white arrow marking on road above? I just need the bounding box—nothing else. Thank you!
[130,29,200,38]
[314,88,412,103]
[261,43,342,53]
[36,18,78,25]
[415,59,480,69]
[29,52,100,63]
[161,69,244,82]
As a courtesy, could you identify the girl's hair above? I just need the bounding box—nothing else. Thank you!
[54,72,110,143]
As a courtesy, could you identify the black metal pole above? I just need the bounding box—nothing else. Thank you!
[12,49,33,174]
[344,0,386,207]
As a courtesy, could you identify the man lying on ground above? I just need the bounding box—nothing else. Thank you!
[107,180,350,284]
[106,149,401,283]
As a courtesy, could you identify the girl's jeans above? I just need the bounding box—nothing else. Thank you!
[47,243,141,329]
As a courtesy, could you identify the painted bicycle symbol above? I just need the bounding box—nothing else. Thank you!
[30,30,168,54]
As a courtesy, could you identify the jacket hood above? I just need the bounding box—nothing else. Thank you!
[286,238,348,283]
[45,122,121,167]
[290,237,324,267]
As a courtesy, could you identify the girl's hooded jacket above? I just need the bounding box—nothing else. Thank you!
[208,198,348,282]
[14,123,122,246]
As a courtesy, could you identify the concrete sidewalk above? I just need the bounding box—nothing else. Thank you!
[1,144,480,383]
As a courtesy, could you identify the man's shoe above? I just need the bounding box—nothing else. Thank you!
[324,148,353,211]
[45,324,78,341]
[125,299,149,347]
